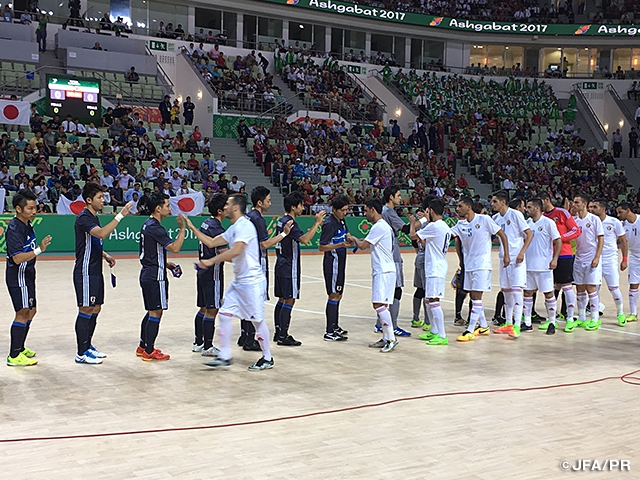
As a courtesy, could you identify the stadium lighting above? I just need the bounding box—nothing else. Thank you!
[197,90,203,100]
[604,123,609,131]
[620,120,625,128]
[395,108,401,117]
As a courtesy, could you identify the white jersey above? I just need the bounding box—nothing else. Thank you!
[221,215,263,284]
[416,219,451,278]
[365,218,395,275]
[450,214,501,271]
[623,216,640,261]
[601,215,625,263]
[492,208,530,259]
[573,213,604,264]
[526,216,560,272]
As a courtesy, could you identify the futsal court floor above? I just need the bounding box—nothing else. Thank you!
[1,251,639,479]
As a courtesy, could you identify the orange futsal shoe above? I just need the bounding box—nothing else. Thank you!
[142,349,170,361]
[136,346,145,356]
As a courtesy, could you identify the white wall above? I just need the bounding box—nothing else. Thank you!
[172,53,215,135]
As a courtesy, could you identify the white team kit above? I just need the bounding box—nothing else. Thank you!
[450,214,501,292]
[493,208,530,289]
[365,218,396,304]
[573,213,604,285]
[219,216,267,321]
[623,216,640,284]
[525,216,561,293]
[416,219,451,298]
[601,215,625,288]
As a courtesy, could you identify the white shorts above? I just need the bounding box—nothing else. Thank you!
[601,259,620,288]
[629,261,640,285]
[424,277,446,299]
[220,279,267,322]
[526,271,554,293]
[372,272,396,304]
[573,261,602,286]
[464,270,492,292]
[499,261,527,289]
[395,261,404,288]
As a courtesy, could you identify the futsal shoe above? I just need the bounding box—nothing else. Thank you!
[335,326,349,335]
[456,331,475,342]
[618,314,627,326]
[75,350,103,364]
[6,353,37,366]
[492,324,514,334]
[89,345,106,358]
[427,336,448,345]
[373,324,382,333]
[585,319,601,331]
[242,341,262,351]
[192,343,204,353]
[201,346,221,357]
[564,320,577,333]
[473,326,490,336]
[531,312,546,324]
[277,335,302,346]
[421,323,432,331]
[394,327,411,337]
[557,313,566,321]
[205,358,232,369]
[248,357,274,370]
[538,321,553,330]
[324,332,348,341]
[491,315,505,326]
[418,331,437,341]
[380,339,398,353]
[369,339,386,348]
[576,320,588,329]
[520,324,533,332]
[21,346,36,358]
[546,323,556,335]
[508,325,520,338]
[411,319,426,328]
[142,349,170,361]
[626,314,638,322]
[453,317,466,326]
[136,346,145,356]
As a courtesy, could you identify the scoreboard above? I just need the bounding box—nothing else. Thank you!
[46,75,101,123]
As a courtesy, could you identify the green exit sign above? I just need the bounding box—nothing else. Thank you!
[582,82,599,89]
[148,40,168,51]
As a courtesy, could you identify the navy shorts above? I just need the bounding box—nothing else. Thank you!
[140,280,168,311]
[73,274,105,307]
[554,257,574,285]
[274,275,300,300]
[323,255,346,295]
[197,276,224,309]
[8,282,36,312]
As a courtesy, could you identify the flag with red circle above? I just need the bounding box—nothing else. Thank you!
[170,192,205,216]
[0,100,30,125]
[57,195,86,215]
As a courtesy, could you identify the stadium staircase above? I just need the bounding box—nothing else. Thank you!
[558,97,602,149]
[211,137,285,214]
[271,76,307,113]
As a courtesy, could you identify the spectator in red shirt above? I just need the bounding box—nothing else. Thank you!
[457,173,469,189]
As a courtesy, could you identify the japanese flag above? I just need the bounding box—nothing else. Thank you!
[57,195,86,215]
[170,192,205,216]
[0,100,30,125]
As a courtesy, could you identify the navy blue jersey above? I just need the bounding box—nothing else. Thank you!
[74,209,103,277]
[319,213,348,263]
[139,217,172,283]
[198,217,225,281]
[275,214,302,278]
[5,217,37,288]
[247,209,269,277]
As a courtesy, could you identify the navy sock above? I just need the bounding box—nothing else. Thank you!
[279,304,293,339]
[139,313,149,348]
[9,321,26,358]
[145,316,161,354]
[326,300,339,333]
[194,312,204,346]
[88,313,98,346]
[202,316,216,350]
[75,312,92,355]
[22,319,32,350]
[274,302,284,339]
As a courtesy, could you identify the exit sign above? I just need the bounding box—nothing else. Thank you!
[148,40,168,51]
[582,82,601,90]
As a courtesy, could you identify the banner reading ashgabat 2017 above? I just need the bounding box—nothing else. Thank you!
[265,0,640,36]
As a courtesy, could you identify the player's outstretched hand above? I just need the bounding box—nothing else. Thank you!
[176,214,186,230]
[184,216,196,231]
[120,201,134,216]
[40,235,52,252]
[315,210,326,223]
[284,219,294,235]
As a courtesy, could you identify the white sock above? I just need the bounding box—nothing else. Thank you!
[589,292,599,321]
[609,286,624,316]
[479,303,488,328]
[563,285,576,321]
[630,288,639,315]
[252,320,272,361]
[545,296,557,324]
[429,301,446,338]
[425,300,437,335]
[377,306,395,342]
[523,296,533,327]
[503,289,514,324]
[576,292,588,322]
[513,289,524,326]
[217,312,233,361]
[468,300,483,331]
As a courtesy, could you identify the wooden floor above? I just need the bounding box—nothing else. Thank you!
[1,252,639,479]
